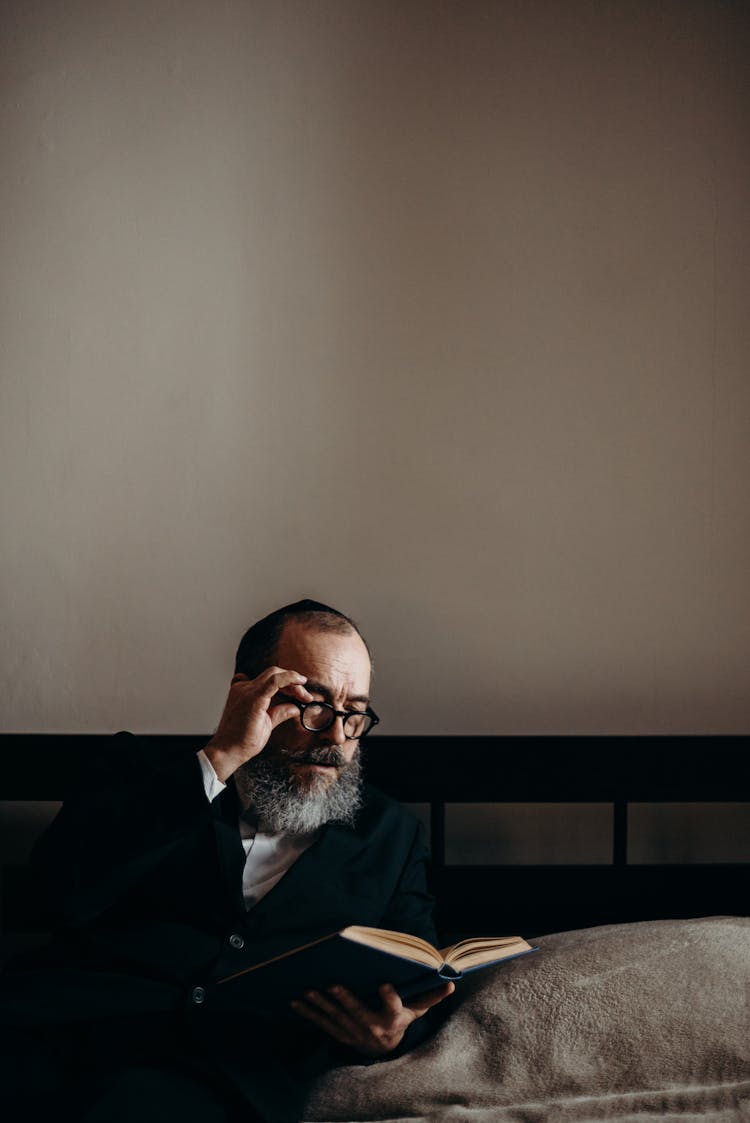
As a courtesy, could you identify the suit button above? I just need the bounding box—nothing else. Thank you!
[191,986,207,1006]
[229,933,245,950]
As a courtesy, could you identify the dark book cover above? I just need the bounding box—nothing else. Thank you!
[216,931,537,1016]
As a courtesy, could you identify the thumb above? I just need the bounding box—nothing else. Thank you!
[268,699,301,729]
[405,981,456,1016]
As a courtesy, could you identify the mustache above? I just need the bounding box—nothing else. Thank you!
[283,746,348,768]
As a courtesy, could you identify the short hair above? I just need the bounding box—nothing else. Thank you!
[234,598,370,680]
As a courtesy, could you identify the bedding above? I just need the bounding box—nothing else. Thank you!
[304,916,750,1122]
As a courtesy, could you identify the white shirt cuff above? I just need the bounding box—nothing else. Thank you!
[197,747,227,802]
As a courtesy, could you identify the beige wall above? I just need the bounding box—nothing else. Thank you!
[1,0,749,735]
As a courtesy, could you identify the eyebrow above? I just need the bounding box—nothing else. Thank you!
[304,680,370,707]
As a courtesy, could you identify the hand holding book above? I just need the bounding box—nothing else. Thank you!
[289,975,457,1058]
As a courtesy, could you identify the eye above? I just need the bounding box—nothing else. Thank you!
[301,702,334,732]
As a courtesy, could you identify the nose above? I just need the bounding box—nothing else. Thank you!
[317,714,359,760]
[321,712,347,746]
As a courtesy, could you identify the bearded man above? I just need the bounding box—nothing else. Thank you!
[2,600,454,1123]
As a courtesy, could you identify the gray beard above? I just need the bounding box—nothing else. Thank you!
[233,745,363,833]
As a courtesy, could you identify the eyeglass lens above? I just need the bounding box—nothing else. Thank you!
[301,703,373,737]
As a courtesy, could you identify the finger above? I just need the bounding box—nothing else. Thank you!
[256,668,309,697]
[303,989,361,1036]
[289,999,354,1045]
[268,685,315,711]
[267,701,304,730]
[404,981,456,1016]
[377,983,405,1016]
[283,680,315,702]
[325,984,373,1019]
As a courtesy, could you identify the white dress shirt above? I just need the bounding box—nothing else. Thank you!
[197,749,321,909]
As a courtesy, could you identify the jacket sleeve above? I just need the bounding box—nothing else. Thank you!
[30,731,217,928]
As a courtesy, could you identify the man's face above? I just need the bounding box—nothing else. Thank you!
[263,618,372,791]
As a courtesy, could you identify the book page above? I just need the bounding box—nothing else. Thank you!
[342,926,442,968]
[441,936,531,969]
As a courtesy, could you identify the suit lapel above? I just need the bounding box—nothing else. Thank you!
[247,820,367,927]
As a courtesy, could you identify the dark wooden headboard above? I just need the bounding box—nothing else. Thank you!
[2,734,748,952]
[368,735,750,940]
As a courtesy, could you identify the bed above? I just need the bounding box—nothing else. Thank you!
[2,733,749,1120]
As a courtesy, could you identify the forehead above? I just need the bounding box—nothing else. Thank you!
[274,619,371,697]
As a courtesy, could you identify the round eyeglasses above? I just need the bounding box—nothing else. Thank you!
[280,696,380,740]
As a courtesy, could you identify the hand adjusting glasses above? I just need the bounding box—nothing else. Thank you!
[280,696,380,740]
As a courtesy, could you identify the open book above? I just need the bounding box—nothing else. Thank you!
[216,926,536,1012]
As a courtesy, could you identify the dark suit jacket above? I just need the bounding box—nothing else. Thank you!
[4,732,440,1121]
